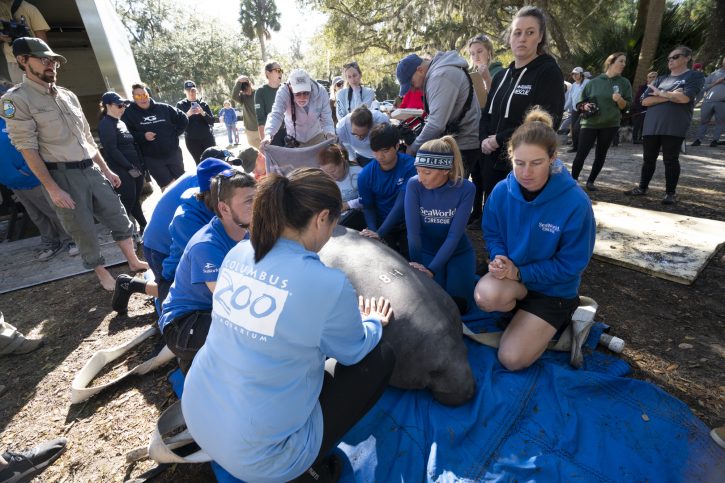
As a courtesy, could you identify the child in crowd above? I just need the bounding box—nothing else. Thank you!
[405,136,476,314]
[317,144,365,230]
[218,100,239,145]
[474,108,595,371]
[358,124,417,257]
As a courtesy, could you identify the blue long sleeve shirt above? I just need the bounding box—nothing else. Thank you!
[142,173,198,255]
[182,238,383,482]
[357,152,416,236]
[161,189,214,280]
[405,176,475,274]
[483,160,595,298]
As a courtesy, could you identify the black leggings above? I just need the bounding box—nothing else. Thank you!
[111,164,147,229]
[570,110,582,150]
[185,135,216,165]
[312,341,395,469]
[461,148,483,219]
[481,154,509,202]
[570,126,618,183]
[639,135,683,194]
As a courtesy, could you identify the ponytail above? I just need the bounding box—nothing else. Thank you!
[507,106,558,160]
[251,168,342,262]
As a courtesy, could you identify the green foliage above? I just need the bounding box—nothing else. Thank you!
[570,4,707,81]
[239,0,281,60]
[113,0,260,106]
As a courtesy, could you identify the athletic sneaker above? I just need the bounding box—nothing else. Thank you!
[112,274,134,314]
[690,139,701,147]
[67,242,79,257]
[662,193,677,205]
[0,437,67,483]
[710,140,719,147]
[37,244,62,261]
[624,187,648,196]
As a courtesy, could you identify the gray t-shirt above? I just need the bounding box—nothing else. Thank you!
[642,70,705,138]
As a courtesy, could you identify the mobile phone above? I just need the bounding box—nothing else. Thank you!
[191,101,200,109]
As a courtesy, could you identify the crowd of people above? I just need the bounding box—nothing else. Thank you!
[0,1,723,481]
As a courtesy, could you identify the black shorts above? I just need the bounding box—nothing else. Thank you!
[516,291,580,331]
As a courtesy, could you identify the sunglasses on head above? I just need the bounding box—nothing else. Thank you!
[343,62,359,70]
[667,54,684,61]
[215,168,237,202]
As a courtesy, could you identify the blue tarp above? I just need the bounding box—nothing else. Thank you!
[171,310,724,482]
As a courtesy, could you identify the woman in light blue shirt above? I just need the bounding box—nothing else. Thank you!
[182,167,395,482]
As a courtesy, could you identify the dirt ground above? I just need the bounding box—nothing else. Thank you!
[0,138,723,481]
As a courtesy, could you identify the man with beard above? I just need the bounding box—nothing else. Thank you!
[1,37,148,291]
[157,169,256,372]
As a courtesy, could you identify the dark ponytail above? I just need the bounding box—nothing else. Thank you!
[251,168,342,262]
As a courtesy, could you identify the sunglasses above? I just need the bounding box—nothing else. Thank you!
[667,54,684,61]
[29,56,60,68]
[133,93,149,100]
[215,168,237,203]
[343,62,359,70]
[269,68,283,74]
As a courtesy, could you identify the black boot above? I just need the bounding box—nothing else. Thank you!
[112,274,146,313]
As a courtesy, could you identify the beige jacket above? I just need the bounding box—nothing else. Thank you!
[1,75,98,162]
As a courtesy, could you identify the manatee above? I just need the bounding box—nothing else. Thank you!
[318,226,475,406]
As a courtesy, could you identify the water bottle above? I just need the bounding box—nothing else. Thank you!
[613,85,620,94]
[599,333,625,353]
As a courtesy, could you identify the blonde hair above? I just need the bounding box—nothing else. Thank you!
[508,106,557,160]
[418,135,464,182]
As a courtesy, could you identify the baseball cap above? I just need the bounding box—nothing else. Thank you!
[583,71,592,79]
[571,66,584,74]
[239,147,259,173]
[332,76,343,86]
[183,80,196,90]
[396,54,423,97]
[288,69,312,94]
[101,91,131,106]
[12,37,67,64]
[197,158,232,192]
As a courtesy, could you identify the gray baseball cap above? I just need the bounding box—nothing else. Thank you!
[12,37,67,64]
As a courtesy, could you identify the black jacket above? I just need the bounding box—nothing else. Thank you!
[481,54,565,170]
[98,115,143,171]
[122,100,188,157]
[176,98,215,140]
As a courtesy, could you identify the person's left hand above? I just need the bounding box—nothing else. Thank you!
[359,295,394,327]
[360,228,381,240]
[612,92,623,103]
[409,262,433,278]
[105,170,121,188]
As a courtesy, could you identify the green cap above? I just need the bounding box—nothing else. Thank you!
[12,37,67,64]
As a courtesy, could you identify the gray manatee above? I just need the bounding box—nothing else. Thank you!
[318,225,476,406]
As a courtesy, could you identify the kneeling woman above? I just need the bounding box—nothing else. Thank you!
[474,109,595,371]
[405,136,476,313]
[182,168,395,482]
[318,143,366,230]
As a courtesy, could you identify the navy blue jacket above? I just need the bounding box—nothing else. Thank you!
[122,100,188,157]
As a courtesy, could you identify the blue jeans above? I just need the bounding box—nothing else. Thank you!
[225,123,239,144]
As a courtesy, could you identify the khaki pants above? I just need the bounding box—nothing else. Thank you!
[44,165,133,269]
[244,128,261,149]
[13,185,72,247]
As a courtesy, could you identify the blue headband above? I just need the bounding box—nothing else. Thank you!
[414,150,454,170]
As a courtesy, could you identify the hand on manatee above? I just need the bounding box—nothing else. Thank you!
[359,295,394,327]
[360,229,381,240]
[409,262,433,278]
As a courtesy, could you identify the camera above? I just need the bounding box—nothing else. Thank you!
[240,82,250,91]
[0,20,31,41]
[284,135,300,148]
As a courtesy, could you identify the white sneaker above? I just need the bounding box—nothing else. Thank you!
[67,242,79,257]
[37,244,62,261]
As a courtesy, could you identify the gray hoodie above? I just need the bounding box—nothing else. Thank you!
[414,51,481,152]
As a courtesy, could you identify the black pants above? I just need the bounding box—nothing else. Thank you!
[639,135,683,194]
[296,341,395,480]
[461,148,483,219]
[111,164,147,230]
[481,153,509,202]
[185,135,216,165]
[632,112,645,142]
[145,148,185,188]
[570,126,618,183]
[162,310,212,373]
[570,110,582,150]
[339,210,366,231]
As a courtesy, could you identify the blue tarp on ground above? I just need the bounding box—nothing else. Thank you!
[171,310,724,482]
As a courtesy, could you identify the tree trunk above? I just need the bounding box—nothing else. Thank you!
[698,0,725,66]
[256,25,268,62]
[634,0,665,88]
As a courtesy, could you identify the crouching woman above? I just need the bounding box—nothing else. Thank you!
[474,108,595,371]
[182,167,395,482]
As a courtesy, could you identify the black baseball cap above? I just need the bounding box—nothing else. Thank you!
[101,91,131,106]
[12,37,67,63]
[184,80,196,89]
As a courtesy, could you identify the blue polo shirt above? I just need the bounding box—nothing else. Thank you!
[142,172,198,255]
